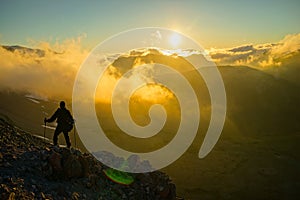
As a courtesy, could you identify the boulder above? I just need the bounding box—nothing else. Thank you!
[63,154,83,179]
[78,155,89,176]
[48,152,62,172]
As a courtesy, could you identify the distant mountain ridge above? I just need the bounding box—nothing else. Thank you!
[1,45,45,57]
[1,44,299,137]
[217,65,300,135]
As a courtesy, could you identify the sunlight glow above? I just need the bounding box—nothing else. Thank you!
[169,33,181,48]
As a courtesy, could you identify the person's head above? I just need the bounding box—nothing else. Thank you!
[60,101,66,109]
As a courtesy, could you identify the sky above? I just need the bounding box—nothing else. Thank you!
[0,0,299,49]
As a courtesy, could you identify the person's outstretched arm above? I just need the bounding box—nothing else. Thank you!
[45,109,59,123]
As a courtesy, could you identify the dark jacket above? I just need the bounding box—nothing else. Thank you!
[47,108,74,127]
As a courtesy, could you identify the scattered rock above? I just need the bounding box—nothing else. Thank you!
[8,192,15,200]
[0,118,179,199]
[71,192,80,200]
[49,152,62,172]
[40,192,46,199]
[63,154,83,179]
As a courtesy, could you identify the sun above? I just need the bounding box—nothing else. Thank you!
[169,33,181,48]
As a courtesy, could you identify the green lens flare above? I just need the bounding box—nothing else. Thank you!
[103,168,134,185]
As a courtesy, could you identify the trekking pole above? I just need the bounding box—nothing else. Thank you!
[43,119,46,144]
[73,125,77,149]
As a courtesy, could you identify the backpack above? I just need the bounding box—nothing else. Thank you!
[66,119,74,132]
[58,108,74,132]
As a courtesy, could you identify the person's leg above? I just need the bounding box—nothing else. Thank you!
[63,131,71,148]
[53,127,62,146]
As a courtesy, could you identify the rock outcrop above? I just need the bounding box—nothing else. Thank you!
[0,118,181,200]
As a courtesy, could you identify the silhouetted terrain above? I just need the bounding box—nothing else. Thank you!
[0,118,178,200]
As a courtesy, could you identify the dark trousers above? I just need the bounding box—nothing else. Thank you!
[53,125,71,148]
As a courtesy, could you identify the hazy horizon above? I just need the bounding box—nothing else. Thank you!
[0,32,300,100]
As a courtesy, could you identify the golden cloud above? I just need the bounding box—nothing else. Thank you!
[209,33,300,68]
[0,38,89,99]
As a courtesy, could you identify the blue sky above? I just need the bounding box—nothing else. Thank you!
[0,0,299,49]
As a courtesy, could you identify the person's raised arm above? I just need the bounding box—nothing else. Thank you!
[45,109,59,123]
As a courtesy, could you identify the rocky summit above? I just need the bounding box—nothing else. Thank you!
[0,118,181,200]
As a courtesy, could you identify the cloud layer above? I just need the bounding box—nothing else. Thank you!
[1,33,299,100]
[0,38,88,99]
[209,33,300,68]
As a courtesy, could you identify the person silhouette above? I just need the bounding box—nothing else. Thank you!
[44,101,74,148]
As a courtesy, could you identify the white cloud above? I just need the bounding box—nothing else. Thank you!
[209,33,300,68]
[271,33,300,56]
